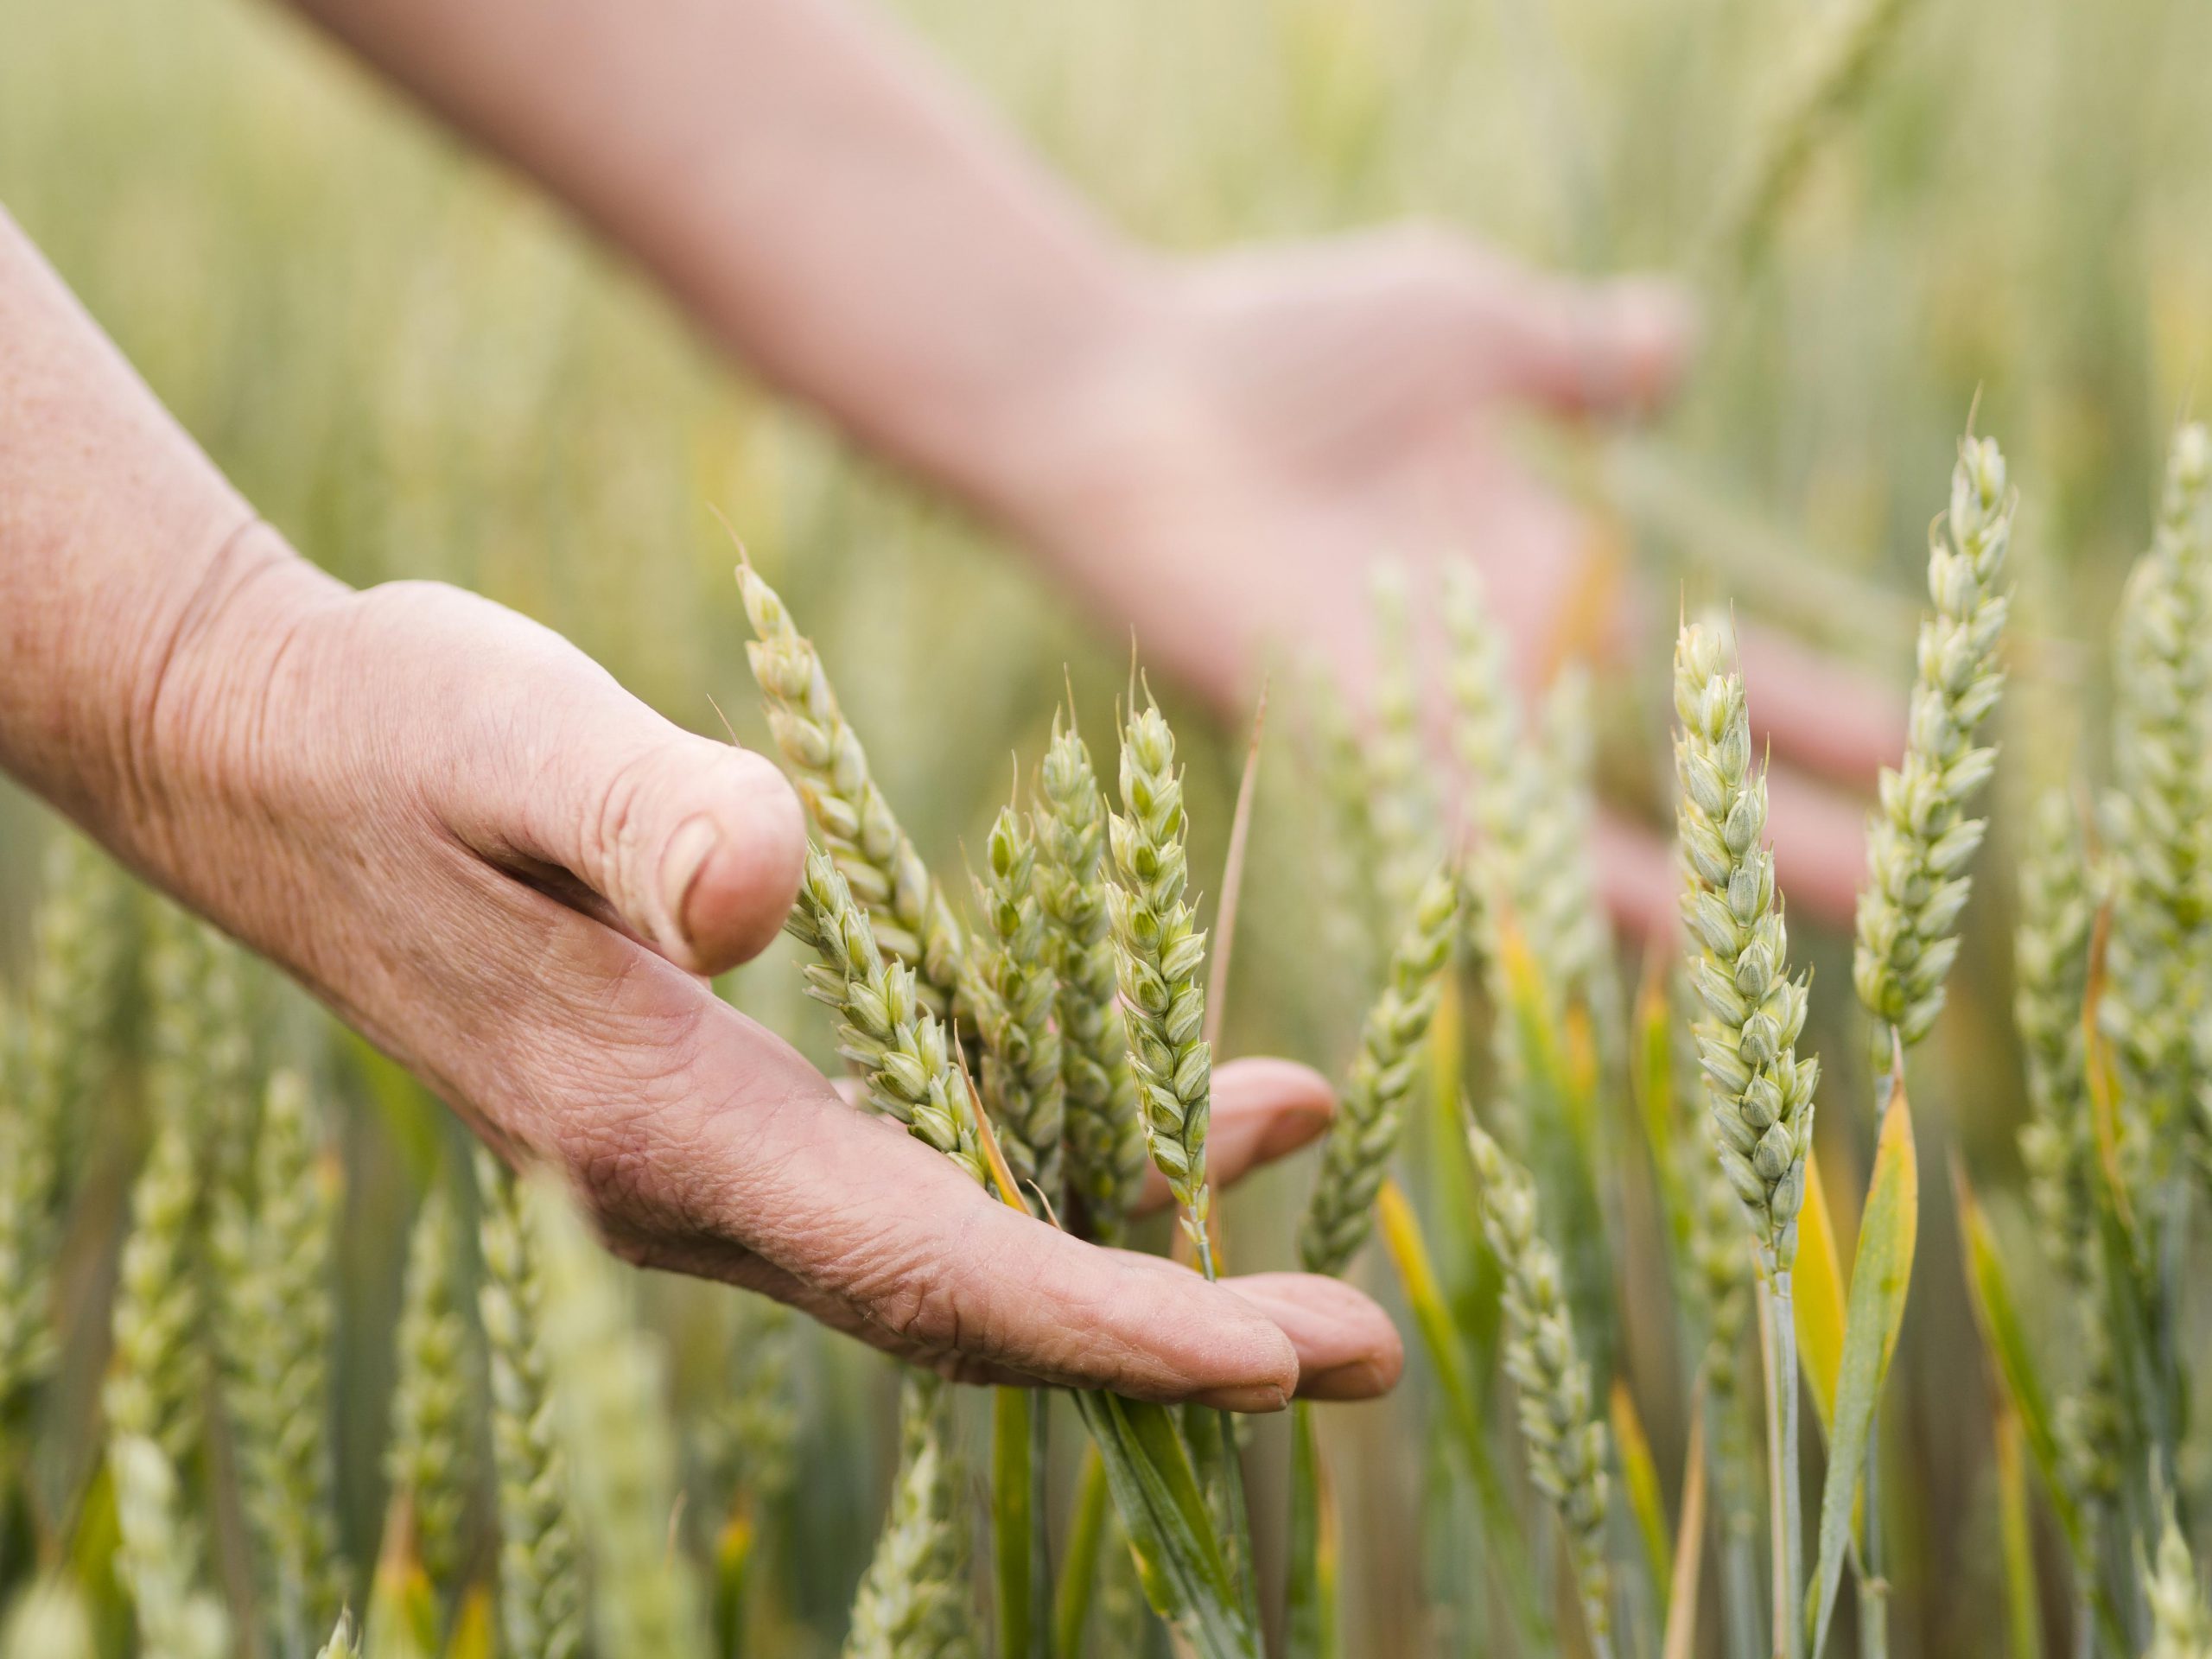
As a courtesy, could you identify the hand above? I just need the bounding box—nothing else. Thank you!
[120,540,1400,1407]
[999,226,1901,931]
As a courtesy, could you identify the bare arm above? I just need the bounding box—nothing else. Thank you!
[288,0,1147,528]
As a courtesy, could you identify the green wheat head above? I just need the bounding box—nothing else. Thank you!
[1033,713,1147,1242]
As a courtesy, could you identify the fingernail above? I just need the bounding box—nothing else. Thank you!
[660,814,721,950]
[1192,1382,1289,1414]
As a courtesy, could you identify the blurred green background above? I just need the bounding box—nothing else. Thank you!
[4,0,2211,1651]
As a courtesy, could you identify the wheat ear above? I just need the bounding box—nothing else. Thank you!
[1465,1123,1615,1656]
[785,848,988,1185]
[109,1434,231,1659]
[474,1151,585,1659]
[388,1178,474,1601]
[1298,868,1459,1275]
[2101,424,2212,1183]
[1853,435,2013,1049]
[529,1173,711,1659]
[1364,564,1436,931]
[220,1070,346,1649]
[737,563,966,1011]
[842,1372,977,1659]
[2014,791,2098,1284]
[1034,712,1147,1242]
[1105,697,1216,1266]
[964,797,1065,1202]
[0,837,135,1416]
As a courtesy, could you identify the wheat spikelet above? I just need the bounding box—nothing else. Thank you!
[109,1433,231,1659]
[473,1151,584,1659]
[785,849,988,1185]
[738,563,966,1011]
[963,798,1065,1202]
[219,1071,346,1650]
[1105,697,1216,1261]
[106,1103,207,1471]
[1298,868,1459,1275]
[387,1179,474,1600]
[842,1372,976,1659]
[1034,714,1147,1242]
[2101,425,2212,1183]
[2014,791,2098,1285]
[1465,1123,1614,1654]
[1672,620,1820,1266]
[315,1611,363,1659]
[1854,435,2013,1048]
[527,1172,711,1659]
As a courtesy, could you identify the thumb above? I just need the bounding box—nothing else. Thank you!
[441,606,807,975]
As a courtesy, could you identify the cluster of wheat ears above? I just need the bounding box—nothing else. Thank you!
[3,421,2212,1659]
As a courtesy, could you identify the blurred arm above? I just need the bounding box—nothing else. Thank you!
[285,0,1152,524]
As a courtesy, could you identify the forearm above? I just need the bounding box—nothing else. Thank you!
[287,0,1154,520]
[0,206,335,865]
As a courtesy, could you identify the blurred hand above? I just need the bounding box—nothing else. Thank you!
[1005,226,1901,931]
[128,547,1398,1407]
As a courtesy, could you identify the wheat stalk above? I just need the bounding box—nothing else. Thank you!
[1298,867,1459,1276]
[1465,1122,1615,1657]
[219,1070,347,1652]
[1854,435,2013,1050]
[1297,664,1385,998]
[474,1151,585,1659]
[785,849,988,1185]
[964,798,1065,1202]
[528,1173,711,1659]
[738,563,966,1012]
[1034,713,1147,1243]
[842,1372,976,1659]
[387,1178,474,1602]
[1105,697,1217,1268]
[2101,424,2212,1185]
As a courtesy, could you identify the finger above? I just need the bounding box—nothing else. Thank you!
[1133,1058,1336,1216]
[1224,1273,1404,1400]
[1737,621,1904,789]
[1458,256,1697,419]
[419,588,807,975]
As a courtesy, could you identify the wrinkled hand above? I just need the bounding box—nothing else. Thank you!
[124,541,1399,1408]
[1006,226,1901,930]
